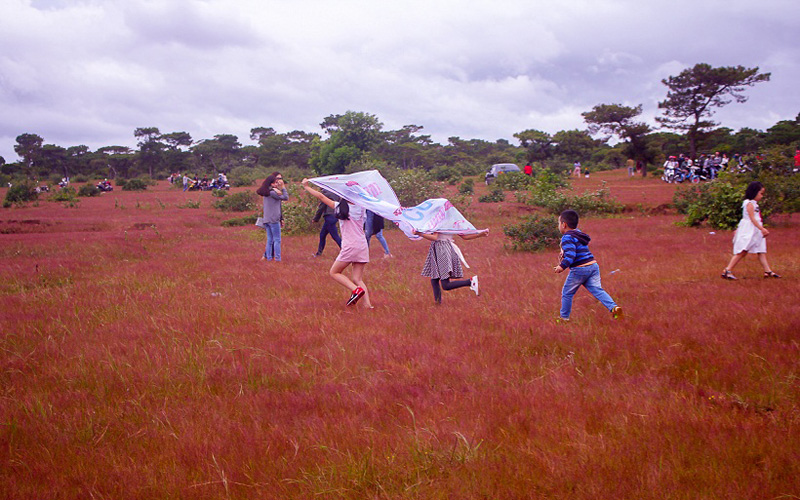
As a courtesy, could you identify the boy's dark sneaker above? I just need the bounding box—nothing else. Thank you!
[346,287,365,306]
[611,306,623,319]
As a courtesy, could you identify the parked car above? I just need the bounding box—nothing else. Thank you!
[485,163,520,185]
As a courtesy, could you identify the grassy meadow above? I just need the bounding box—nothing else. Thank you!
[1,170,798,499]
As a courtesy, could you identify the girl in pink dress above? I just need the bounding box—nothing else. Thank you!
[302,179,372,308]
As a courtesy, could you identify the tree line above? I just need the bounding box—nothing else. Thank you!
[2,63,798,184]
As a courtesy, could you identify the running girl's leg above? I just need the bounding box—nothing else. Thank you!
[350,263,372,308]
[430,279,442,304]
[330,260,357,291]
[440,278,470,290]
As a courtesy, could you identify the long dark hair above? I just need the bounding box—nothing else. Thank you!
[744,181,763,200]
[256,171,282,197]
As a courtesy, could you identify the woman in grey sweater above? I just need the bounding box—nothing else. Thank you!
[256,172,288,261]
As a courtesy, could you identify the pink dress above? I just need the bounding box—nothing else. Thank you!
[336,204,369,263]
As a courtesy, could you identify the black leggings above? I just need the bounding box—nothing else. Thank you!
[430,278,470,304]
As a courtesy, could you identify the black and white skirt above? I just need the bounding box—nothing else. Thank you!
[421,240,463,280]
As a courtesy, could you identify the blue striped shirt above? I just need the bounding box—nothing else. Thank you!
[559,230,595,269]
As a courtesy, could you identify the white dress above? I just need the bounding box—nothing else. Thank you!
[732,200,766,254]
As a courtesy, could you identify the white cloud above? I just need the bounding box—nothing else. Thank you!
[1,0,798,161]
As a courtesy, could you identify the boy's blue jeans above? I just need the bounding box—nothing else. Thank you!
[560,263,617,319]
[264,222,281,261]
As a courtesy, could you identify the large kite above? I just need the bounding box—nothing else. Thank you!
[308,170,486,238]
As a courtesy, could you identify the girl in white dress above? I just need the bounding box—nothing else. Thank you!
[722,181,780,280]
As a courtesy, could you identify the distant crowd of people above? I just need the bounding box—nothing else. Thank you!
[169,172,230,191]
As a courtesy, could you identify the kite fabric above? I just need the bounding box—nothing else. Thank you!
[308,170,486,238]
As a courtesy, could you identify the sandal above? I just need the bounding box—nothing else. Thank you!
[721,269,737,280]
[764,271,781,278]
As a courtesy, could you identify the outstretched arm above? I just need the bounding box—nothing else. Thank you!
[301,179,336,209]
[459,229,489,240]
[413,230,439,242]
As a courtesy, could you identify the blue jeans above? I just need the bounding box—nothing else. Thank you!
[560,263,617,319]
[264,222,281,261]
[365,212,390,255]
[317,214,341,254]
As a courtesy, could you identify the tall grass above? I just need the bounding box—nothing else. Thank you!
[0,174,798,499]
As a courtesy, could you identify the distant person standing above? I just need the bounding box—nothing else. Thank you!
[626,158,635,176]
[182,174,190,192]
[794,149,800,171]
[722,181,780,280]
[524,164,533,176]
[573,161,582,177]
[313,188,342,257]
[256,172,288,262]
[365,210,391,259]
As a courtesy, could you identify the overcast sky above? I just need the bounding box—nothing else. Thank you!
[1,0,798,162]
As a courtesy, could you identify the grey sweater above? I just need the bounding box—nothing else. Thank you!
[262,188,288,224]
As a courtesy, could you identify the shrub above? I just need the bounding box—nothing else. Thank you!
[50,186,78,202]
[178,199,202,209]
[676,181,742,229]
[478,187,505,203]
[211,189,227,198]
[122,178,148,191]
[213,192,258,212]
[390,169,443,207]
[493,171,535,191]
[430,165,462,185]
[77,184,100,197]
[72,174,89,183]
[3,182,38,207]
[221,214,259,227]
[520,181,621,216]
[281,184,319,235]
[503,214,561,252]
[228,167,262,187]
[458,178,474,195]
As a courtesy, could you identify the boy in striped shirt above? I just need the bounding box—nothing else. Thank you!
[554,210,622,321]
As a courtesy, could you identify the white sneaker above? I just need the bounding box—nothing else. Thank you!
[470,275,479,296]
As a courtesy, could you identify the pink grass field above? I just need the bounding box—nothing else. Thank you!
[1,171,798,499]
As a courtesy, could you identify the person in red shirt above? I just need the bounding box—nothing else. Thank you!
[524,164,533,176]
[794,149,800,170]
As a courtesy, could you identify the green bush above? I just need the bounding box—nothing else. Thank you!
[213,191,258,212]
[390,169,443,207]
[72,174,89,183]
[430,165,462,185]
[520,181,621,216]
[503,214,561,252]
[211,189,227,198]
[222,214,259,227]
[493,171,535,191]
[676,181,742,229]
[478,187,505,203]
[3,182,38,207]
[122,178,148,191]
[458,178,474,195]
[77,184,100,197]
[281,184,318,235]
[50,186,78,202]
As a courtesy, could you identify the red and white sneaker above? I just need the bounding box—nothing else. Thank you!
[346,287,365,306]
[469,276,479,296]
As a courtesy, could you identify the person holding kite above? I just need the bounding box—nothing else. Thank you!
[301,178,372,308]
[414,229,487,305]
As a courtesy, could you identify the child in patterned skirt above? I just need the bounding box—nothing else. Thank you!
[414,229,488,304]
